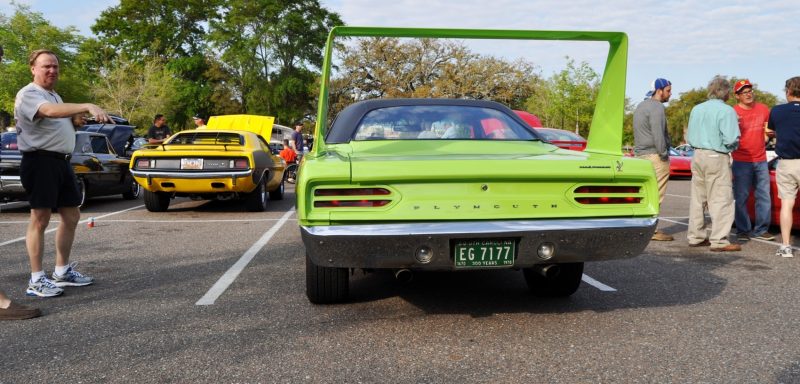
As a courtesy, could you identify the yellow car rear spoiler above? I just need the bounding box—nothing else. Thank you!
[205,115,276,142]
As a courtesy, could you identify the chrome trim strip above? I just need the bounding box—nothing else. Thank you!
[130,170,252,179]
[0,175,21,181]
[303,218,657,236]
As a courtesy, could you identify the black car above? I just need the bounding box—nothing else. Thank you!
[0,126,139,205]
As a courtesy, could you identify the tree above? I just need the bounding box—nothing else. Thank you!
[208,0,343,124]
[91,0,215,129]
[0,4,87,126]
[91,54,179,135]
[329,37,538,119]
[525,57,599,137]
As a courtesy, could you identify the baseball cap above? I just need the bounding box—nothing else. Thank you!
[645,78,671,97]
[192,115,203,120]
[734,79,752,94]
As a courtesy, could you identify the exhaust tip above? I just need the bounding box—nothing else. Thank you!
[394,269,413,283]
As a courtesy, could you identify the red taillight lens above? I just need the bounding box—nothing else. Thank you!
[314,200,391,208]
[136,159,150,169]
[575,197,642,204]
[574,185,642,204]
[315,188,391,196]
[313,188,393,208]
[574,186,640,194]
[233,159,249,169]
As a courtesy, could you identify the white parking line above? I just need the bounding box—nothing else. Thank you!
[196,209,295,305]
[0,204,144,248]
[582,274,617,292]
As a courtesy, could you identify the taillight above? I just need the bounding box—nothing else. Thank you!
[314,200,391,208]
[136,159,151,169]
[232,159,249,169]
[313,188,393,208]
[573,185,642,205]
[315,188,390,196]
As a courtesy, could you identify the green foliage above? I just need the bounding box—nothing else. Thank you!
[208,0,343,124]
[525,57,599,137]
[329,37,539,119]
[0,4,87,126]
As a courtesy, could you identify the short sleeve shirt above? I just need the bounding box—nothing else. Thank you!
[14,82,75,154]
[732,103,770,162]
[148,125,172,140]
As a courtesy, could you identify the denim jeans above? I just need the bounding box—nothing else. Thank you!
[732,160,771,235]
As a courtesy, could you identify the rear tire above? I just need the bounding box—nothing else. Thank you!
[269,178,284,200]
[306,253,349,304]
[122,180,140,200]
[245,176,268,212]
[523,262,584,297]
[143,190,170,212]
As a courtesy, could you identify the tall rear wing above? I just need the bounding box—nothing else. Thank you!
[314,27,628,155]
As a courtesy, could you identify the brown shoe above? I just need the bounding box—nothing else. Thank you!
[688,239,711,247]
[651,231,674,241]
[0,301,41,320]
[710,244,742,252]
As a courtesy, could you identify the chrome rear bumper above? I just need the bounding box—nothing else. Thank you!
[301,218,657,269]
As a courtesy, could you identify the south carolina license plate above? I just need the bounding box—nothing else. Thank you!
[453,239,515,268]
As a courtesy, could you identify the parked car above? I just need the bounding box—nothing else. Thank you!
[747,157,800,229]
[668,147,692,178]
[512,110,543,128]
[297,27,659,304]
[129,114,286,212]
[0,127,139,205]
[533,127,587,151]
[674,144,694,157]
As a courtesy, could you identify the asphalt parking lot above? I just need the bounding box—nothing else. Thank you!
[3,179,800,383]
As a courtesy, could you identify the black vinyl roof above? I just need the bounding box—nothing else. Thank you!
[326,98,531,143]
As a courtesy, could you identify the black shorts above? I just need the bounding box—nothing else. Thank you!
[20,152,81,209]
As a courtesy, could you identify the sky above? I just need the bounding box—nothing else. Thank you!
[2,0,798,104]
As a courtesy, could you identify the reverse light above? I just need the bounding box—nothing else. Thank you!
[537,243,555,260]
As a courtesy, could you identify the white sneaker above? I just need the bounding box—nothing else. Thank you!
[776,246,794,258]
[26,276,64,297]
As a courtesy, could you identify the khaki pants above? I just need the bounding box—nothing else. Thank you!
[687,149,735,247]
[637,154,670,205]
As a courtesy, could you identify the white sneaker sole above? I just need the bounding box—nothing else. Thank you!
[25,288,64,297]
[53,280,93,287]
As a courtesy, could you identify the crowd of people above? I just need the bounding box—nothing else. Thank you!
[634,75,800,256]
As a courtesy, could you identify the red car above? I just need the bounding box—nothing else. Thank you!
[747,158,800,229]
[534,127,587,151]
[513,110,543,128]
[669,148,692,178]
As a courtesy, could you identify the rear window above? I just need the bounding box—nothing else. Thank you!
[535,129,584,142]
[352,105,538,141]
[167,132,244,145]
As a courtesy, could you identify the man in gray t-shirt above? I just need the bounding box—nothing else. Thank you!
[633,77,673,241]
[13,49,110,298]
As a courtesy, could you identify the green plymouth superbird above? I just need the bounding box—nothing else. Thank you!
[297,27,659,304]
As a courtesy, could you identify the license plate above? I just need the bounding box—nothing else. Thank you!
[453,239,515,268]
[181,158,203,170]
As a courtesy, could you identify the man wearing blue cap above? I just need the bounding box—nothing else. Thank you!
[633,78,673,241]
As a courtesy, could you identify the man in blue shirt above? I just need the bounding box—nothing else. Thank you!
[770,76,800,257]
[686,76,741,252]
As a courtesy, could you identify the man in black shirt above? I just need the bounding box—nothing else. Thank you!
[147,114,171,144]
[771,76,800,257]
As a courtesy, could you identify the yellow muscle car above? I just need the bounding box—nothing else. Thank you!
[130,115,286,212]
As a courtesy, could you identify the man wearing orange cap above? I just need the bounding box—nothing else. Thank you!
[731,79,773,242]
